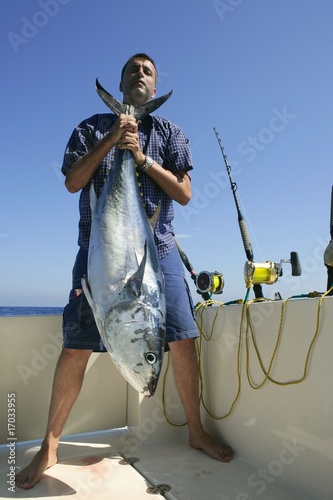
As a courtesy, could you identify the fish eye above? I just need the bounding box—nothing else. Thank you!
[145,352,157,365]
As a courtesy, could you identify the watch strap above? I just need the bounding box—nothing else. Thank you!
[140,156,154,172]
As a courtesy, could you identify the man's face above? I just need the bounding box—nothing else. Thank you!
[120,58,157,105]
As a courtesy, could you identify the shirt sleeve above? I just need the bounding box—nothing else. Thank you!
[61,116,98,176]
[163,122,193,175]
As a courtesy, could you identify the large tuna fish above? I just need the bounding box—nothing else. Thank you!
[81,80,172,397]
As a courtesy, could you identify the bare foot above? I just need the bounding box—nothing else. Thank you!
[16,445,58,490]
[190,429,233,463]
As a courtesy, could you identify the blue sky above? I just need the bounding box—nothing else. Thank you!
[1,0,332,306]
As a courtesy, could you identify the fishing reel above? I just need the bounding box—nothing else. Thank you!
[195,270,225,295]
[244,251,302,287]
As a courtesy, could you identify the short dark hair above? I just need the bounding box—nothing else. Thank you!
[120,53,158,83]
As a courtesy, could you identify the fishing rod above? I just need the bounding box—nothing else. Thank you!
[213,127,301,299]
[213,128,254,262]
[324,185,333,294]
[213,127,263,299]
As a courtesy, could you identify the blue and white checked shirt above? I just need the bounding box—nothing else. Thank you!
[62,113,193,259]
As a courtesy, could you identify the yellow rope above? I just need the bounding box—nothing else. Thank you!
[246,289,331,387]
[245,297,284,389]
[196,300,244,420]
[161,352,187,427]
[162,290,331,424]
[161,300,229,425]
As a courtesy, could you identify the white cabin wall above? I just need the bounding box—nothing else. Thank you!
[197,296,333,500]
[0,316,127,443]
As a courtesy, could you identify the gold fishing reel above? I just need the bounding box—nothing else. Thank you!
[244,261,279,286]
[244,251,302,287]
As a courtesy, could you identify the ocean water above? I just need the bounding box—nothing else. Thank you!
[0,306,63,316]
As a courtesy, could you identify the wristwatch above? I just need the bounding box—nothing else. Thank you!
[140,156,154,172]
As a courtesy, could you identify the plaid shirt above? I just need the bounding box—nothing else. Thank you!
[61,113,193,259]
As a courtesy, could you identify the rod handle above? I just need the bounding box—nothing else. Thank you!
[290,251,302,276]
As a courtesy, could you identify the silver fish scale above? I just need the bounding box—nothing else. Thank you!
[82,103,166,397]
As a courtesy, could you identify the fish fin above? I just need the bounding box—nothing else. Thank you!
[149,203,161,232]
[96,78,126,116]
[126,241,148,297]
[96,78,172,119]
[133,92,173,120]
[81,275,95,311]
[81,276,104,335]
[89,182,98,213]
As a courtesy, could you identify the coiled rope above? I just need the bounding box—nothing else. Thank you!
[162,289,332,424]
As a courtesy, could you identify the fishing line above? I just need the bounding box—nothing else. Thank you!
[191,128,214,151]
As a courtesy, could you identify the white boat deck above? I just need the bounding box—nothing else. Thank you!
[1,296,332,499]
[0,428,316,499]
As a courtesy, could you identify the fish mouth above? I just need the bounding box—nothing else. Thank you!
[143,377,158,398]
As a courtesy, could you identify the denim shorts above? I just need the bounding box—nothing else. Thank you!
[62,244,199,352]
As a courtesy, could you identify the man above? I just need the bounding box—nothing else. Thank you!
[16,53,233,490]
